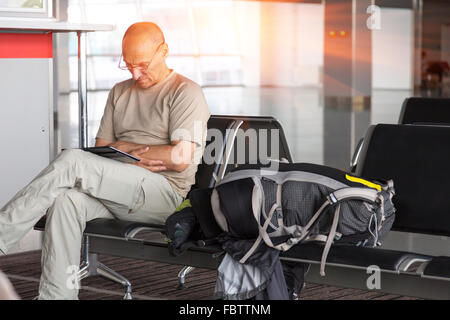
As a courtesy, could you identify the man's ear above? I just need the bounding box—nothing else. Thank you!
[161,43,169,58]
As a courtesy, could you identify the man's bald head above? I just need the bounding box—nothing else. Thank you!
[123,22,165,48]
[122,22,166,64]
[121,22,171,88]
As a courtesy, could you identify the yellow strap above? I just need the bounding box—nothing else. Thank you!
[345,174,381,191]
[174,199,192,212]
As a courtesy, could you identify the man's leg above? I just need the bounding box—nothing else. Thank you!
[109,171,183,225]
[0,148,182,299]
[0,149,151,254]
[38,189,113,300]
[0,271,19,300]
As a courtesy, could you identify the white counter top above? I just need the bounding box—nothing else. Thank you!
[0,20,114,32]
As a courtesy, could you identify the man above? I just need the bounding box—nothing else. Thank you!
[0,22,210,299]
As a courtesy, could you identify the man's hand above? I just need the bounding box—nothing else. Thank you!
[129,146,167,172]
[95,138,194,173]
[109,140,142,154]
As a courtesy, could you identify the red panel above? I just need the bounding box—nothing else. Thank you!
[0,33,53,58]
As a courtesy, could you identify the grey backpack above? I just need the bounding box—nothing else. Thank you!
[211,163,396,275]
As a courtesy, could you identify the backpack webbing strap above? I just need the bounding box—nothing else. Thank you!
[299,187,378,235]
[320,203,340,276]
[276,183,284,230]
[240,202,279,263]
[242,186,381,265]
[284,188,381,251]
[286,200,331,248]
[331,187,379,204]
[239,234,263,264]
[249,178,290,252]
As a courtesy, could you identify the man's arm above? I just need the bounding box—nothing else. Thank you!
[94,138,194,173]
[128,140,195,173]
[94,138,166,172]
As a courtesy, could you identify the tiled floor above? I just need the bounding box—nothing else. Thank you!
[0,249,418,300]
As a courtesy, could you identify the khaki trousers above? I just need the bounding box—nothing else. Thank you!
[0,149,183,299]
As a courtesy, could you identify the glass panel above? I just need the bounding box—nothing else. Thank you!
[53,1,450,173]
[141,0,196,54]
[421,0,450,97]
[371,8,414,125]
[166,56,199,84]
[61,0,327,159]
[199,56,242,86]
[191,0,240,55]
[372,8,414,90]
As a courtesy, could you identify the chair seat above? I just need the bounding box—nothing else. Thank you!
[281,242,431,272]
[35,216,165,239]
[423,256,450,279]
[35,216,431,273]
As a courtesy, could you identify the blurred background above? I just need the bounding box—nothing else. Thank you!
[1,0,449,252]
[50,0,449,168]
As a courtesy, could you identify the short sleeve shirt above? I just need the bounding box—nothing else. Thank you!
[96,71,211,198]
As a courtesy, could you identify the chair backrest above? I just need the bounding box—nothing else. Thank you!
[399,97,450,125]
[191,115,235,190]
[350,97,450,172]
[217,115,293,179]
[192,115,293,190]
[355,124,450,237]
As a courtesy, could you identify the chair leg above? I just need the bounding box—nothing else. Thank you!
[97,262,132,300]
[177,266,196,290]
[78,237,94,281]
[78,263,90,281]
[77,235,132,299]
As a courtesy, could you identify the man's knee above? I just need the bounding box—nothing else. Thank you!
[56,149,87,164]
[53,189,84,206]
[46,190,87,225]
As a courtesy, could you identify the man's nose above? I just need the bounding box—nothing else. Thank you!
[130,68,142,80]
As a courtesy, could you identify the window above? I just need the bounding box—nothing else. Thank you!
[0,0,54,19]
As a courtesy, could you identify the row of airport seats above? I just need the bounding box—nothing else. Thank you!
[35,98,450,299]
[350,97,450,171]
[35,115,293,298]
[298,97,450,298]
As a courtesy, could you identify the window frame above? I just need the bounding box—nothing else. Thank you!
[0,0,55,19]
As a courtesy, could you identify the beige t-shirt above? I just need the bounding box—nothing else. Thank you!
[96,71,211,198]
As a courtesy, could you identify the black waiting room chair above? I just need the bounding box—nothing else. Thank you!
[34,117,450,300]
[350,97,450,172]
[34,115,293,299]
[280,124,450,299]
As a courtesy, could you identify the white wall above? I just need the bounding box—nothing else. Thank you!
[372,8,413,90]
[0,59,51,253]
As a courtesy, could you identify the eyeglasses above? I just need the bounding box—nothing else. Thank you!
[118,42,165,72]
[118,56,151,72]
